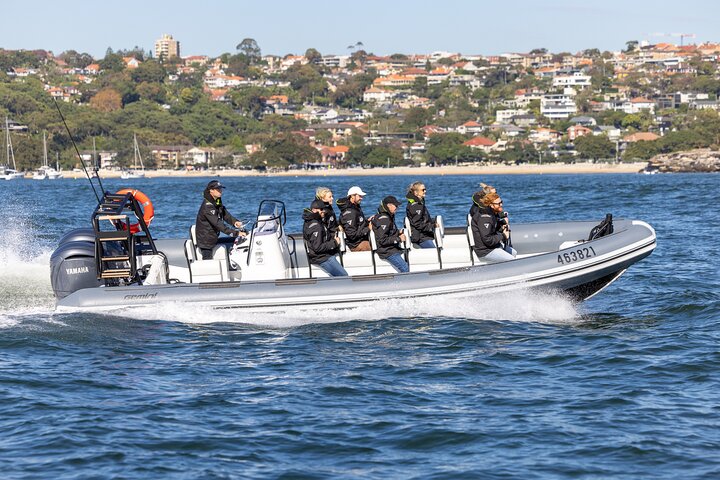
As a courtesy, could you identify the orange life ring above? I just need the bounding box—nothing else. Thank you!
[116,188,154,234]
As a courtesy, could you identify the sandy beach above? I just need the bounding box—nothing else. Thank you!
[58,162,649,179]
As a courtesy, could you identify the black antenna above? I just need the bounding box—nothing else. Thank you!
[52,98,106,203]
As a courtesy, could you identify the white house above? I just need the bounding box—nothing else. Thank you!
[541,94,577,119]
[496,108,529,123]
[552,72,592,89]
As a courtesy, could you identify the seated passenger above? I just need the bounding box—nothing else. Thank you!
[336,186,372,252]
[315,186,339,234]
[302,200,348,277]
[469,182,497,217]
[371,196,409,273]
[470,192,517,263]
[405,181,436,249]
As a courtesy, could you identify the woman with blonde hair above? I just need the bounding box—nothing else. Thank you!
[315,186,339,234]
[469,182,497,217]
[469,192,516,262]
[405,181,436,248]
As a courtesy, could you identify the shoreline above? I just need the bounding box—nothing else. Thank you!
[58,162,649,179]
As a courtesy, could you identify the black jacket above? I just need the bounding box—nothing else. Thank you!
[405,191,435,245]
[195,189,240,250]
[321,201,339,235]
[371,205,403,259]
[470,205,505,258]
[337,196,370,249]
[302,209,339,264]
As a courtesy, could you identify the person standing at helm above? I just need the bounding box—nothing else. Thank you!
[195,180,246,260]
[405,181,436,249]
[337,186,372,252]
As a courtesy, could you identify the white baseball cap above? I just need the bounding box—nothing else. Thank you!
[347,186,367,196]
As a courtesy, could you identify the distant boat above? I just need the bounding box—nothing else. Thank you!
[121,134,145,179]
[32,131,62,180]
[1,117,25,180]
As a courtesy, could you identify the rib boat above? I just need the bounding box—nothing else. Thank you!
[50,190,657,313]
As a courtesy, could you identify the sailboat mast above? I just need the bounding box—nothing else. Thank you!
[6,117,17,169]
[43,131,48,167]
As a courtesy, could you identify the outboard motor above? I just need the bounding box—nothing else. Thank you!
[57,228,96,245]
[50,229,102,299]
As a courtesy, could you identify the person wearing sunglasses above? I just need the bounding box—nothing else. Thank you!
[469,192,517,262]
[405,181,436,249]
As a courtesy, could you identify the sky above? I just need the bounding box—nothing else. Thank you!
[1,0,718,59]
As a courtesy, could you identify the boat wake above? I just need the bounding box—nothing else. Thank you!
[0,221,56,327]
[118,289,582,328]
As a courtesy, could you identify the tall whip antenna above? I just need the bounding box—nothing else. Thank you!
[52,98,106,203]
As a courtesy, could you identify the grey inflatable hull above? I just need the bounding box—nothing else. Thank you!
[55,219,656,313]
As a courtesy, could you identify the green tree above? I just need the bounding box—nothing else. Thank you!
[403,107,433,129]
[574,134,615,161]
[623,140,659,161]
[236,38,261,64]
[305,48,322,63]
[229,86,267,119]
[346,144,405,167]
[425,132,473,164]
[99,53,125,72]
[130,60,166,84]
[249,132,320,168]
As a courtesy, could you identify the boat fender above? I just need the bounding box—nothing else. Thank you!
[116,189,155,234]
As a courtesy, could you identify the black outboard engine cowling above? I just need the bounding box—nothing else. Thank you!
[50,240,101,299]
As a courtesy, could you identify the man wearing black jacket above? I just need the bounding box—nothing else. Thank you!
[195,180,246,260]
[303,200,348,276]
[337,186,372,251]
[371,196,409,273]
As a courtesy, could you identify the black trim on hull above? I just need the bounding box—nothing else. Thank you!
[563,270,626,301]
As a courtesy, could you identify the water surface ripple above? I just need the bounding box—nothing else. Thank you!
[1,173,718,478]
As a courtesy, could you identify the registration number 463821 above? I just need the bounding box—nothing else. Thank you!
[557,246,597,265]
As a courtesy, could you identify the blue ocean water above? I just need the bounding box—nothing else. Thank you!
[0,173,718,479]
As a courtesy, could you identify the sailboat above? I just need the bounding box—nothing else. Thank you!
[121,134,145,179]
[32,131,63,179]
[1,117,25,180]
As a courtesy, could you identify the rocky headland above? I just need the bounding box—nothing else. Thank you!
[646,149,720,173]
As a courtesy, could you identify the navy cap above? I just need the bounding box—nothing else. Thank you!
[310,199,326,210]
[207,180,226,190]
[383,195,401,208]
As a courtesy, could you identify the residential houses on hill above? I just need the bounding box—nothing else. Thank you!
[4,35,720,169]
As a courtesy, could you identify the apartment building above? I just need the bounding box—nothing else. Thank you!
[155,34,180,60]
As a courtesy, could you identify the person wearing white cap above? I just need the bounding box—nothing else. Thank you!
[195,180,246,260]
[336,185,372,251]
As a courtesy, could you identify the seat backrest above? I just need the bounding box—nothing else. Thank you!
[369,229,378,251]
[184,239,196,262]
[434,215,444,249]
[466,214,475,247]
[403,217,413,243]
[190,224,202,257]
[337,229,347,253]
